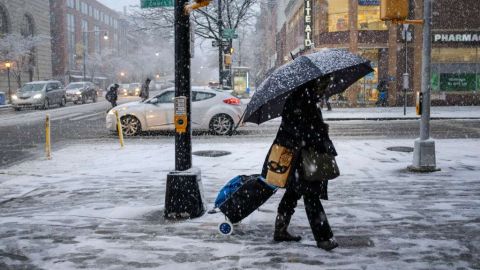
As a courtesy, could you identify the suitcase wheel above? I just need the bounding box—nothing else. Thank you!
[218,221,233,235]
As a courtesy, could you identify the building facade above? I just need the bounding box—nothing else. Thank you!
[258,0,480,106]
[0,0,53,92]
[50,0,128,86]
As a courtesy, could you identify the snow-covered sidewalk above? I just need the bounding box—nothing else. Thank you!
[0,138,479,269]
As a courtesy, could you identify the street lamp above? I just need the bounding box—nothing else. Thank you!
[120,72,125,83]
[5,62,11,104]
[83,30,109,81]
[155,52,160,57]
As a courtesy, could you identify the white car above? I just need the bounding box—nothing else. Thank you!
[106,87,244,136]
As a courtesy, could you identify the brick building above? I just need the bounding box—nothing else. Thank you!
[49,0,128,87]
[257,0,480,106]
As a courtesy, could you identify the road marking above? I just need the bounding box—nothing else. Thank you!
[69,112,104,121]
[51,113,83,121]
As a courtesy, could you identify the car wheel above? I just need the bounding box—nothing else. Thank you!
[120,115,142,136]
[14,107,21,111]
[42,98,49,110]
[81,95,87,104]
[60,96,66,107]
[209,114,234,136]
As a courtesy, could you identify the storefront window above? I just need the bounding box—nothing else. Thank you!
[358,49,380,104]
[357,1,387,30]
[327,0,349,32]
[431,48,480,91]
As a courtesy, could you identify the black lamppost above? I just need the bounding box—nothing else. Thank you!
[5,62,11,104]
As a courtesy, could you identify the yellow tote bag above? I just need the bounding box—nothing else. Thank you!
[266,144,294,188]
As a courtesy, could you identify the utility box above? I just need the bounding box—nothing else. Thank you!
[380,0,409,21]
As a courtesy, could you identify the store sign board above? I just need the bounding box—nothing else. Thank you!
[440,73,477,91]
[433,32,480,43]
[304,0,313,48]
[359,0,380,6]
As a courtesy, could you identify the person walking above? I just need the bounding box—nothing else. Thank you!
[140,78,151,101]
[377,79,388,107]
[262,78,339,251]
[106,83,119,109]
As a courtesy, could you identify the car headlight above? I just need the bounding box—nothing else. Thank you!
[33,93,42,99]
[12,94,18,100]
[75,91,82,95]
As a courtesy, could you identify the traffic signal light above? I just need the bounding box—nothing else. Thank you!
[185,0,211,13]
[380,0,408,21]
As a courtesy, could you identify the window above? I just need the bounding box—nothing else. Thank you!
[81,2,88,15]
[431,48,480,92]
[157,91,175,103]
[0,4,9,34]
[21,14,35,37]
[66,13,76,69]
[94,9,99,20]
[358,2,387,30]
[82,19,88,53]
[327,0,349,32]
[193,92,215,101]
[94,25,100,53]
[67,0,75,8]
[76,0,81,11]
[89,5,93,17]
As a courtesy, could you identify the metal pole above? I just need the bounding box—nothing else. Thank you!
[7,67,11,104]
[218,0,223,89]
[404,24,408,116]
[175,0,192,171]
[420,0,432,141]
[83,32,86,81]
[410,0,437,171]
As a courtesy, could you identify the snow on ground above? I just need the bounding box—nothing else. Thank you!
[0,138,479,269]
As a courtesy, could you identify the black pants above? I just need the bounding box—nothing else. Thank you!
[110,101,117,108]
[278,185,333,242]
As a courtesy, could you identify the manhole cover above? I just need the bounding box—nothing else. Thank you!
[192,150,231,157]
[387,146,414,153]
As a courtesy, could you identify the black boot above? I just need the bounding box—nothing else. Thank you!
[273,214,301,242]
[317,239,338,251]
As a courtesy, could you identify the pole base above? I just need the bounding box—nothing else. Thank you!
[165,167,205,219]
[409,139,439,172]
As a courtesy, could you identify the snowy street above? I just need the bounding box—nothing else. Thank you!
[0,138,479,269]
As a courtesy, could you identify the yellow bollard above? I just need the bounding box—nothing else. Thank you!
[115,110,124,148]
[45,114,51,159]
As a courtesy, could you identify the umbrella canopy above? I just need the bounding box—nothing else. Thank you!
[243,49,374,124]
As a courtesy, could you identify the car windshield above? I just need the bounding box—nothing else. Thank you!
[66,83,85,89]
[21,83,46,92]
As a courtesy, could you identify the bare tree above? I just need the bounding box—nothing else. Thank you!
[132,0,259,42]
[0,33,48,87]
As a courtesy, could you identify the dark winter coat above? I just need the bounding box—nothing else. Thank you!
[106,86,118,102]
[140,81,150,100]
[262,86,337,199]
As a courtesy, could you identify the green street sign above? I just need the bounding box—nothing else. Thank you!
[141,0,174,8]
[222,28,238,39]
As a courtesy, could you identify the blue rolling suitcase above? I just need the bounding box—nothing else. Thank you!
[213,174,277,235]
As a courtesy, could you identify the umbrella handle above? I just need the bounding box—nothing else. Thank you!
[231,108,247,136]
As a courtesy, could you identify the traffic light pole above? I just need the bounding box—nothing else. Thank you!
[218,0,224,89]
[410,0,438,172]
[164,0,205,219]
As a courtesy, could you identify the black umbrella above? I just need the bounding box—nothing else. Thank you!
[243,49,374,125]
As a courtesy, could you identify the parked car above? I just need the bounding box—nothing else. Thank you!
[12,80,66,111]
[65,82,98,104]
[106,86,243,136]
[127,83,141,96]
[118,84,129,96]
